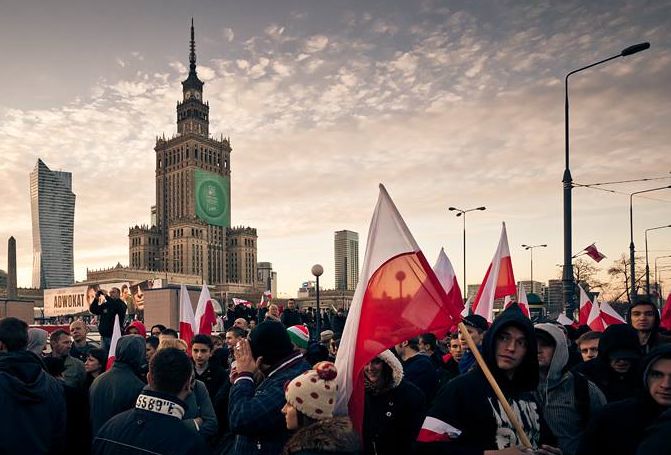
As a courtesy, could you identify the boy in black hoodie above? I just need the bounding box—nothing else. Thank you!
[416,306,560,455]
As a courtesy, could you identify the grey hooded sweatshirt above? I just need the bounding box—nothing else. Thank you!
[534,323,606,455]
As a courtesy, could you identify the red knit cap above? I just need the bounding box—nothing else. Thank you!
[285,361,338,419]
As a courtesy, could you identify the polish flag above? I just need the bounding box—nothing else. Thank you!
[578,285,593,326]
[106,315,122,370]
[587,298,606,332]
[433,248,465,315]
[661,293,671,331]
[195,283,218,335]
[179,284,196,346]
[599,301,626,326]
[584,243,606,263]
[557,312,575,326]
[462,296,472,318]
[334,185,462,431]
[417,416,462,442]
[471,223,517,322]
[516,283,530,318]
[232,297,253,308]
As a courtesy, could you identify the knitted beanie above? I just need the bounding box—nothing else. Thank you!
[249,321,294,365]
[287,325,310,350]
[285,361,338,419]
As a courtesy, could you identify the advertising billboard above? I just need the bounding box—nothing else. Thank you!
[195,169,230,227]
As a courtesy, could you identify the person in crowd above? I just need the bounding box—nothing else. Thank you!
[249,319,257,331]
[70,320,96,362]
[212,334,225,351]
[628,299,671,354]
[0,317,66,454]
[396,336,439,401]
[328,338,339,362]
[225,326,248,368]
[228,320,311,454]
[26,327,48,355]
[416,306,560,454]
[92,347,209,455]
[89,287,127,354]
[534,323,606,455]
[191,334,226,401]
[439,333,463,383]
[637,407,671,455]
[331,309,347,339]
[320,329,334,347]
[125,320,147,337]
[85,348,107,389]
[90,334,147,435]
[146,335,159,363]
[281,361,359,454]
[265,303,281,322]
[575,324,642,402]
[578,344,671,455]
[575,331,601,362]
[160,328,179,340]
[287,324,310,353]
[150,324,167,337]
[420,332,446,370]
[234,317,250,330]
[363,349,426,454]
[49,329,87,389]
[458,314,488,374]
[281,299,303,327]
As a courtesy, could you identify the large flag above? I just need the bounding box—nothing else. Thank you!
[195,283,218,335]
[516,282,530,318]
[106,315,122,370]
[661,293,671,331]
[471,223,516,322]
[334,184,462,431]
[583,243,606,263]
[577,285,593,326]
[179,284,196,346]
[599,301,626,327]
[587,298,606,332]
[433,248,465,315]
[232,297,253,308]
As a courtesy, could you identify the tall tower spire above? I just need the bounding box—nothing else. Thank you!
[178,18,208,136]
[189,17,197,73]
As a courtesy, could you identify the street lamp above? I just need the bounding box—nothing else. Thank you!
[521,244,547,295]
[311,264,324,340]
[629,185,671,303]
[563,41,651,318]
[645,224,671,297]
[448,206,486,300]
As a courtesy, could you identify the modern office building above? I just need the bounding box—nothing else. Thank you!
[518,280,545,296]
[30,159,76,288]
[334,230,359,291]
[545,279,564,316]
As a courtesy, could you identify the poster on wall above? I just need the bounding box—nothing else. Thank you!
[194,169,230,227]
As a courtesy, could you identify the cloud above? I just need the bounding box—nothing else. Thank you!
[304,35,329,53]
[222,27,235,42]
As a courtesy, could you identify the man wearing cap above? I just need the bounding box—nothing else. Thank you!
[458,314,488,374]
[228,320,310,455]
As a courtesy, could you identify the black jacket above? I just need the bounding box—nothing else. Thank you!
[194,360,227,401]
[636,408,671,455]
[403,353,439,402]
[0,350,67,455]
[281,308,303,327]
[627,301,671,354]
[417,306,555,454]
[90,296,127,338]
[93,389,209,455]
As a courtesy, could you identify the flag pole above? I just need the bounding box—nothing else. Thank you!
[457,322,532,449]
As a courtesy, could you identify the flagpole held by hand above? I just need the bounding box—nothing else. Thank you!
[457,322,532,449]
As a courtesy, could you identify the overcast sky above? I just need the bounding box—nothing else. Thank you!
[1,0,670,297]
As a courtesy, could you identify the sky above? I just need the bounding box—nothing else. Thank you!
[1,0,670,299]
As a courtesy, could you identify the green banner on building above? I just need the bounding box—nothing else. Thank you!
[194,169,230,227]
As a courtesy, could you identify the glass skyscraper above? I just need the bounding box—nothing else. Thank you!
[334,230,359,291]
[30,159,75,288]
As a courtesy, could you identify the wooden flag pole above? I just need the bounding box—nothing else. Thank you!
[457,322,532,449]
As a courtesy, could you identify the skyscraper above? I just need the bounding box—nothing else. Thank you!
[335,230,359,291]
[30,159,76,288]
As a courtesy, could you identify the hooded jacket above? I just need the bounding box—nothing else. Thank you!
[574,323,641,402]
[125,320,147,337]
[578,344,671,455]
[636,407,671,455]
[417,306,555,455]
[282,416,360,455]
[90,335,147,435]
[534,323,606,455]
[0,350,67,454]
[627,301,671,354]
[363,349,426,455]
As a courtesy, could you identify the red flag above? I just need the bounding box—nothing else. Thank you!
[471,223,516,322]
[508,283,531,318]
[179,284,195,346]
[334,185,462,432]
[578,285,593,326]
[584,244,606,263]
[433,248,465,315]
[106,315,122,370]
[599,301,626,327]
[661,293,671,331]
[195,284,218,335]
[587,298,605,332]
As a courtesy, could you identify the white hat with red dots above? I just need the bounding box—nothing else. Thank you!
[285,361,338,419]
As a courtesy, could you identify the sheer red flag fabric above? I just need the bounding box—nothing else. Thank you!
[661,293,671,331]
[584,243,606,263]
[587,297,606,332]
[578,285,593,326]
[106,315,122,370]
[433,247,465,315]
[195,284,218,335]
[471,223,517,322]
[334,185,463,432]
[599,301,626,327]
[179,284,196,347]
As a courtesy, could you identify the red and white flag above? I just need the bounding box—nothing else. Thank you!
[578,285,593,326]
[106,315,122,370]
[516,282,531,318]
[599,301,626,326]
[661,293,671,331]
[557,312,575,326]
[587,298,606,332]
[179,284,196,346]
[232,297,252,308]
[334,185,462,431]
[471,223,517,322]
[195,283,218,335]
[417,416,462,443]
[584,243,606,263]
[433,247,465,315]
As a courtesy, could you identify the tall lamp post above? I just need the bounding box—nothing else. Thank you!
[521,244,547,295]
[312,264,324,340]
[645,224,671,297]
[563,41,650,318]
[448,206,486,300]
[629,185,670,303]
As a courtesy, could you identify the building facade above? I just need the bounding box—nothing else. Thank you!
[334,230,359,291]
[30,159,76,289]
[226,227,257,285]
[257,261,277,298]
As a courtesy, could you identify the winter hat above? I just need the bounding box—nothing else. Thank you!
[285,361,338,419]
[463,314,489,333]
[249,320,294,365]
[320,330,335,343]
[287,325,310,350]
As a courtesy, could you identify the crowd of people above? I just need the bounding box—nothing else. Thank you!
[0,290,670,454]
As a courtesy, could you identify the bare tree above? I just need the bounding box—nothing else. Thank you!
[606,253,646,304]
